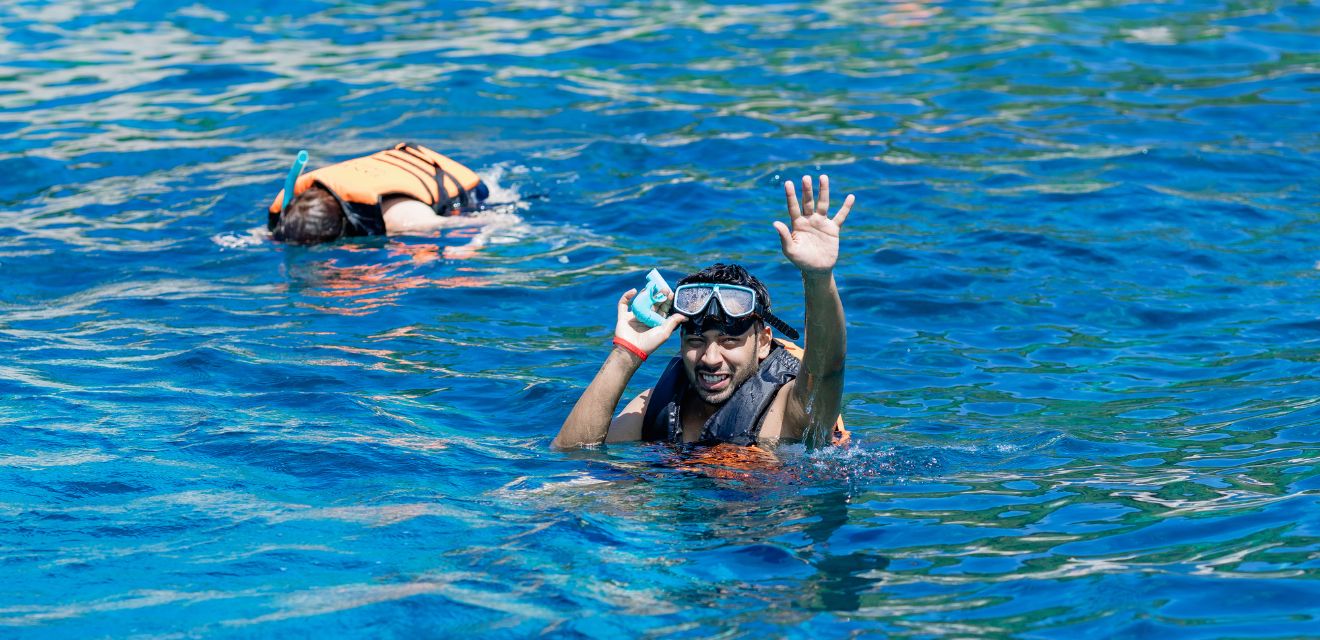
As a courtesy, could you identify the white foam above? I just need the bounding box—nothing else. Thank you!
[211,226,269,249]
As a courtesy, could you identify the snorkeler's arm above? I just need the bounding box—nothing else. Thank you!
[606,388,651,442]
[791,270,847,447]
[775,175,854,448]
[380,197,441,232]
[553,349,646,449]
[552,289,686,450]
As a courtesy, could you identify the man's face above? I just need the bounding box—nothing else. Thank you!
[681,322,773,406]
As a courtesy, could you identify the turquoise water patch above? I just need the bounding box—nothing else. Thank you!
[1118,408,1178,420]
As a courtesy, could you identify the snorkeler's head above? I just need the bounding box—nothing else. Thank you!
[272,185,346,245]
[675,264,782,405]
[675,263,799,340]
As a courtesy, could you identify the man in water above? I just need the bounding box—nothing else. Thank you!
[268,143,490,245]
[553,175,855,450]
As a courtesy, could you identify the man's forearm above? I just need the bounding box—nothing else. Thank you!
[552,347,644,450]
[799,271,846,446]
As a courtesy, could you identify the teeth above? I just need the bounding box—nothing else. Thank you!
[700,373,726,383]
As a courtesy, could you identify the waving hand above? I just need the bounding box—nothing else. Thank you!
[774,175,854,275]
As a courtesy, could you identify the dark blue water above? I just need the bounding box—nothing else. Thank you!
[2,1,1318,637]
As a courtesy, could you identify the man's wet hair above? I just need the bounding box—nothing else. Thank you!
[677,263,773,312]
[272,185,346,245]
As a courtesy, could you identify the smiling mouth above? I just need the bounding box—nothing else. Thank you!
[697,371,730,391]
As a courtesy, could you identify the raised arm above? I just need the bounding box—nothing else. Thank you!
[774,175,854,448]
[552,288,687,450]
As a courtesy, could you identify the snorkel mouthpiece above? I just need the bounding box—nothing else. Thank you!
[630,269,671,328]
[280,150,309,212]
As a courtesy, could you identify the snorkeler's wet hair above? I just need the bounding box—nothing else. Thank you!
[677,263,774,311]
[272,184,345,245]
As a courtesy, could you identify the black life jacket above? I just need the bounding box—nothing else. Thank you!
[642,342,801,446]
[267,142,487,236]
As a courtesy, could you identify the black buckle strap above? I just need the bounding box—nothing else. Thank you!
[398,143,469,214]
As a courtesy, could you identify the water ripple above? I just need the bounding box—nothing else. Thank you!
[1,0,1317,637]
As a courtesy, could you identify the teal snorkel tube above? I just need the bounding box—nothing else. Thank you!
[629,269,671,327]
[280,150,309,211]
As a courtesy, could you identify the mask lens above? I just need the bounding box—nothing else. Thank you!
[673,285,714,315]
[715,287,756,316]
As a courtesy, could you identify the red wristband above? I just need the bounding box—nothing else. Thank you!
[612,337,648,361]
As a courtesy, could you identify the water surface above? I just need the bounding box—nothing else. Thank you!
[1,0,1318,637]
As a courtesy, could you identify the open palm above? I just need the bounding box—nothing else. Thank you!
[774,175,855,275]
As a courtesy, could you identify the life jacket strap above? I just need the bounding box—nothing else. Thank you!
[397,142,471,214]
[641,340,849,446]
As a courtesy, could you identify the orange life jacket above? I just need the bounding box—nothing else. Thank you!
[664,442,787,482]
[268,143,484,236]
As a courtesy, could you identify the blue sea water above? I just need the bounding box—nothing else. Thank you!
[1,0,1318,637]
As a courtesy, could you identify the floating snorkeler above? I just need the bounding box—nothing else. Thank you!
[554,175,855,450]
[267,142,491,245]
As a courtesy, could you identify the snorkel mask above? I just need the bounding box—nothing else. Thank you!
[674,282,800,340]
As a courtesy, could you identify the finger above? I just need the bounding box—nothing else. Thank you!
[662,313,688,333]
[618,288,638,310]
[818,174,829,216]
[832,194,855,228]
[783,181,802,220]
[773,220,793,252]
[801,175,815,216]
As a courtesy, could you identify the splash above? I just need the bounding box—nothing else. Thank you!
[784,442,946,488]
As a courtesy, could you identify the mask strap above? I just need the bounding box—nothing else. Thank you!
[760,311,800,340]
